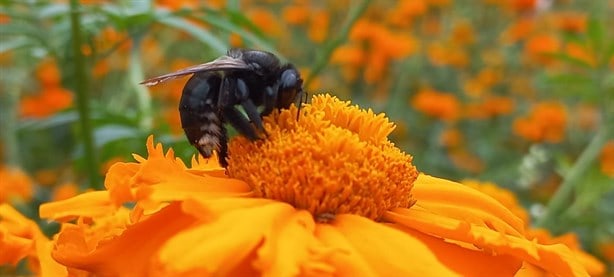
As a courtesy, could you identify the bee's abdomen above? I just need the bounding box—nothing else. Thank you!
[179,73,225,159]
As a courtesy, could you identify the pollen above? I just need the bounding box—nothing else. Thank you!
[227,94,419,221]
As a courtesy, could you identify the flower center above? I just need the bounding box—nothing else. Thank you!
[227,95,418,221]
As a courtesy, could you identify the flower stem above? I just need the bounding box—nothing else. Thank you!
[0,71,23,167]
[70,0,101,189]
[535,124,610,228]
[304,0,370,88]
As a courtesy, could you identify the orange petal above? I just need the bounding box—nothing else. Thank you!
[315,224,378,277]
[34,235,67,276]
[52,202,197,276]
[155,200,295,275]
[0,228,32,265]
[333,214,460,276]
[391,224,522,275]
[412,174,525,235]
[385,207,588,276]
[257,210,336,276]
[39,191,115,221]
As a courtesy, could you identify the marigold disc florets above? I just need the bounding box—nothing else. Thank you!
[227,94,419,220]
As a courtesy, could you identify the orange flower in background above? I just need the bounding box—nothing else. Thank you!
[565,42,596,67]
[0,166,33,204]
[501,17,536,44]
[0,204,66,275]
[464,95,515,119]
[463,68,503,98]
[450,20,476,46]
[20,87,73,118]
[411,88,461,122]
[307,9,329,43]
[509,0,537,13]
[154,0,198,11]
[282,5,310,25]
[247,8,282,37]
[35,59,62,87]
[334,19,418,83]
[36,94,597,276]
[553,12,587,34]
[51,183,80,202]
[426,41,469,68]
[387,0,428,27]
[513,101,567,143]
[523,34,561,65]
[600,140,614,177]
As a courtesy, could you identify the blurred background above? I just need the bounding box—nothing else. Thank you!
[1,0,613,273]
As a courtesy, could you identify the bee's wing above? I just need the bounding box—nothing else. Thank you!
[140,56,250,86]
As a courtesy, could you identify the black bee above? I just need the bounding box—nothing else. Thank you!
[141,49,305,167]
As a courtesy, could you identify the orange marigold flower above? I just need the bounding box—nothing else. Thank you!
[465,96,515,119]
[426,41,469,68]
[282,5,310,25]
[565,42,596,67]
[388,0,428,27]
[0,13,9,24]
[35,59,62,88]
[308,9,330,43]
[501,17,536,44]
[523,34,561,65]
[600,140,614,177]
[461,179,530,224]
[247,8,282,37]
[510,0,536,13]
[51,183,80,202]
[553,12,587,34]
[20,87,73,118]
[461,180,605,276]
[450,20,475,46]
[0,166,33,203]
[0,204,66,275]
[513,101,567,143]
[37,95,596,276]
[411,88,461,122]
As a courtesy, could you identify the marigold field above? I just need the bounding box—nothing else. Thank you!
[1,0,613,276]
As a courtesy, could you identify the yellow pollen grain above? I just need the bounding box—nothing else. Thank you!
[227,94,418,221]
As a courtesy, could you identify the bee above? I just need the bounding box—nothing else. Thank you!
[141,49,305,167]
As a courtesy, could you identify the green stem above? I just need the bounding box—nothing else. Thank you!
[128,38,152,131]
[70,0,100,189]
[535,124,610,228]
[304,0,370,88]
[0,71,23,167]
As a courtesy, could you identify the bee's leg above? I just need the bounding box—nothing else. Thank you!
[261,85,278,117]
[240,98,267,136]
[218,124,229,167]
[222,106,259,141]
[234,78,266,136]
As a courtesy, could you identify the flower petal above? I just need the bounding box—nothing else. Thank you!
[52,202,197,276]
[39,191,115,221]
[412,174,525,236]
[156,200,295,275]
[315,224,378,277]
[333,214,460,276]
[391,224,522,275]
[385,206,589,276]
[256,210,336,277]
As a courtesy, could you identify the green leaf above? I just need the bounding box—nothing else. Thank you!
[0,37,31,53]
[93,124,141,147]
[586,18,604,54]
[189,12,278,57]
[154,11,227,54]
